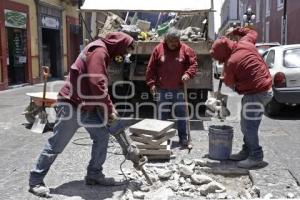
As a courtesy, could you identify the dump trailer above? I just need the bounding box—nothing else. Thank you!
[80,0,215,119]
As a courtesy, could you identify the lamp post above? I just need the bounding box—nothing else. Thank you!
[243,7,256,27]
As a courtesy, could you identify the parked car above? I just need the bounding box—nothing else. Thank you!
[262,44,300,115]
[256,42,280,56]
[213,60,223,79]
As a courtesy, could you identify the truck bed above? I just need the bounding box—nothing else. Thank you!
[135,40,212,55]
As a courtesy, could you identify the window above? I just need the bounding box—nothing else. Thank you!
[266,0,271,17]
[256,0,260,22]
[277,0,284,10]
[265,50,275,68]
[266,21,270,42]
[284,48,300,68]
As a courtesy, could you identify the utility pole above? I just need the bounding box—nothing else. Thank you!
[282,0,287,44]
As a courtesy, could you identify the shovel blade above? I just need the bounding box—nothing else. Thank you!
[31,112,47,133]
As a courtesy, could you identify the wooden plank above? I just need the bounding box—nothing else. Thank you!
[129,119,174,136]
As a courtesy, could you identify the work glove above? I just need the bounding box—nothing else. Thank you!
[150,85,157,96]
[182,74,190,82]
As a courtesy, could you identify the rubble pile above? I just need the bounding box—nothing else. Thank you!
[96,12,206,42]
[120,158,259,200]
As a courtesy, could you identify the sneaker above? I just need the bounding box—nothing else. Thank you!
[237,158,264,169]
[229,150,249,161]
[85,175,125,186]
[28,184,51,198]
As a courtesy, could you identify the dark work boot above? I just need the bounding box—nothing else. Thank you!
[84,174,126,186]
[229,150,249,161]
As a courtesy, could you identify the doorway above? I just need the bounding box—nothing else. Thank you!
[42,28,60,78]
[6,27,27,85]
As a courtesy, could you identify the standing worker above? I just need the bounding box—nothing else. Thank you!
[29,32,135,197]
[146,28,198,147]
[210,27,273,168]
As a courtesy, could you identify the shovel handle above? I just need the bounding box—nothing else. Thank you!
[183,82,193,152]
[42,66,49,81]
[218,79,223,93]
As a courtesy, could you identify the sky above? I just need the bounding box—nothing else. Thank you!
[214,0,224,32]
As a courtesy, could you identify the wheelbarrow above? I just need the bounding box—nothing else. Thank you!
[23,66,58,133]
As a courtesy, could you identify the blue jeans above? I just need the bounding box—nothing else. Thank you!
[157,89,187,141]
[240,90,273,160]
[29,103,110,186]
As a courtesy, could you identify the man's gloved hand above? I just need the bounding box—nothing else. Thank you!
[182,74,190,82]
[108,111,118,125]
[150,85,157,96]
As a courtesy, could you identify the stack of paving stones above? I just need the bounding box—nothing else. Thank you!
[129,119,176,160]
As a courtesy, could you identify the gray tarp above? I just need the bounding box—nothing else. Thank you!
[80,0,212,12]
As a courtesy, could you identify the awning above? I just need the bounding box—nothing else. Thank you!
[80,0,212,12]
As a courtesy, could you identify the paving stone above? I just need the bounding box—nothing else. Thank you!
[129,119,174,136]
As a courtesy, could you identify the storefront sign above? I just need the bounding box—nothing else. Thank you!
[41,15,60,29]
[18,56,27,64]
[5,9,27,29]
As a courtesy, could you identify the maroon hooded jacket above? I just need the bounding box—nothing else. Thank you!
[146,42,198,89]
[59,32,133,115]
[210,28,272,94]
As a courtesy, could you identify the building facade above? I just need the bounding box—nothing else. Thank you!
[0,0,80,90]
[219,0,242,36]
[220,0,300,44]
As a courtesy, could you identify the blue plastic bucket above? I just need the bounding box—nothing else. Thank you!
[208,125,233,160]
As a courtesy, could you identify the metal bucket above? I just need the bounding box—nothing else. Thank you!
[208,125,233,160]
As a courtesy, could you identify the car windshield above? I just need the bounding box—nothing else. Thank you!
[257,46,271,55]
[283,48,300,68]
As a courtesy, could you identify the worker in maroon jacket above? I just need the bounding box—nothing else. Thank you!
[146,28,198,147]
[29,32,134,197]
[210,27,273,168]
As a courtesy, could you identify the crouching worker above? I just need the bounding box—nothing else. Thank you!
[28,32,135,197]
[210,27,273,168]
[146,28,198,147]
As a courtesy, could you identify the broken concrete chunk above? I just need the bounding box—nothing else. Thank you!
[238,189,252,199]
[179,177,186,185]
[183,158,193,165]
[179,165,194,177]
[199,181,226,196]
[191,174,213,185]
[133,191,145,199]
[167,180,179,192]
[218,193,228,199]
[158,169,173,180]
[264,193,273,199]
[139,185,150,192]
[250,185,260,197]
[287,192,295,199]
[194,159,208,167]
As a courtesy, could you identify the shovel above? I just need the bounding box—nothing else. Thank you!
[183,82,193,153]
[31,66,49,133]
[205,79,230,119]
